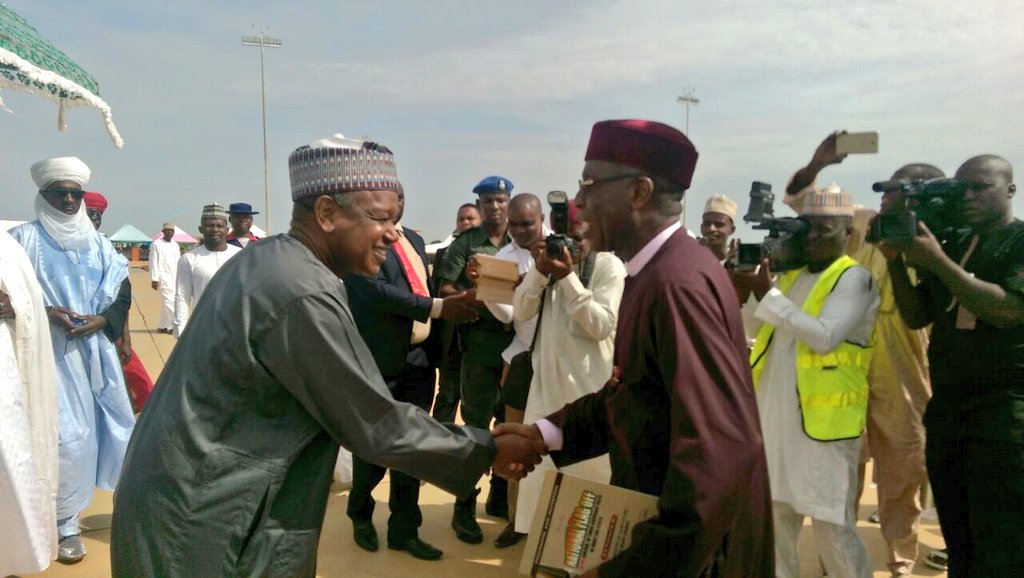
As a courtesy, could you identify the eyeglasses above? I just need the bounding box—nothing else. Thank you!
[577,173,645,193]
[40,188,85,200]
[86,208,103,218]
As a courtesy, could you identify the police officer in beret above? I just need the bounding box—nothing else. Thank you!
[435,175,515,543]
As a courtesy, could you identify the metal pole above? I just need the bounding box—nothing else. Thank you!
[676,89,699,228]
[259,38,270,234]
[243,30,281,234]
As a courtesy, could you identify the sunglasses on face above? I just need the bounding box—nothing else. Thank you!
[40,188,85,200]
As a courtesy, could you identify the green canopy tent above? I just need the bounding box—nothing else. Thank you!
[0,4,123,147]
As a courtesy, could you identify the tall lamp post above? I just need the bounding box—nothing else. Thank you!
[242,28,282,234]
[676,88,699,227]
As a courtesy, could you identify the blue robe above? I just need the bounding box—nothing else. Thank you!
[10,221,134,522]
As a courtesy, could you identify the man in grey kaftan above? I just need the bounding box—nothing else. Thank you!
[110,134,542,577]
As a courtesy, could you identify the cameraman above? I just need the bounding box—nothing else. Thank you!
[785,132,938,577]
[511,200,625,543]
[732,183,879,578]
[884,154,1024,577]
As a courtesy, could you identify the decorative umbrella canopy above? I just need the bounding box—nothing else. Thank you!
[0,4,123,147]
[109,224,152,244]
[152,226,198,244]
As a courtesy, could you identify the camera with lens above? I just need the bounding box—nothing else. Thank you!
[546,190,577,259]
[866,177,970,244]
[730,181,810,272]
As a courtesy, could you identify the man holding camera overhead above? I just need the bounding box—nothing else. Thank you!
[785,132,938,577]
[733,182,879,578]
[884,154,1024,577]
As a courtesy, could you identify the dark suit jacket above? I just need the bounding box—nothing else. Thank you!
[343,227,438,377]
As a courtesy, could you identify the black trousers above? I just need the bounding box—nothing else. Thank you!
[431,320,462,422]
[926,428,1024,577]
[347,362,436,543]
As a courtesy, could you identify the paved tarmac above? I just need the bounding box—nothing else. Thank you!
[24,265,947,577]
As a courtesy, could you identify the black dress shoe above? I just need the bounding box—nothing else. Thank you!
[353,521,379,552]
[493,523,526,548]
[388,537,443,561]
[452,491,483,544]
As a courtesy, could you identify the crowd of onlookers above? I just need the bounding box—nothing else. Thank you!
[2,123,1021,577]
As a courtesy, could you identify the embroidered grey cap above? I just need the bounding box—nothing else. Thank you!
[288,133,401,201]
[201,203,229,221]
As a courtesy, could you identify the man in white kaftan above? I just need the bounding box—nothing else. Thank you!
[149,223,179,333]
[0,230,59,576]
[512,202,624,535]
[9,156,134,564]
[173,204,241,338]
[735,183,880,578]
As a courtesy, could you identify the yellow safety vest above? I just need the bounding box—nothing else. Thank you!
[750,255,873,441]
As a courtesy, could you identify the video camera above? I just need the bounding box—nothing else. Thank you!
[546,190,577,260]
[732,181,810,272]
[866,177,970,244]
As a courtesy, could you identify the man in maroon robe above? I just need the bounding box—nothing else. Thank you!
[496,119,773,577]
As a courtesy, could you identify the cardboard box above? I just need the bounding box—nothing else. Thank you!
[474,253,519,304]
[520,471,660,577]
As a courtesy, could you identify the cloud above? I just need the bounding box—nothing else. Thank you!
[2,1,1022,241]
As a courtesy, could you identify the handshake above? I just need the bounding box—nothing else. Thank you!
[490,423,548,481]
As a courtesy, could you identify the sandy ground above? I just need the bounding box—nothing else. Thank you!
[23,265,947,578]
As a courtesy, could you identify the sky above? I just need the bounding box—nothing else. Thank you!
[2,0,1022,243]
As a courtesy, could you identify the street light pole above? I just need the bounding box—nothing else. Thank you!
[677,88,699,134]
[242,29,281,234]
[677,88,700,227]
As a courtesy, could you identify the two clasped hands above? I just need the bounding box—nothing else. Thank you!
[46,305,107,338]
[489,422,548,481]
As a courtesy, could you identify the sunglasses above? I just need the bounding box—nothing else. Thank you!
[40,188,85,200]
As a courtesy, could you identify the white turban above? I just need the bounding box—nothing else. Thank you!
[30,156,91,189]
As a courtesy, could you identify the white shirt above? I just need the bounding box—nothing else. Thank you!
[743,264,879,525]
[485,239,541,364]
[149,238,180,285]
[174,244,241,338]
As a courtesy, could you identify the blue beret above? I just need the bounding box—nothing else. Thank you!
[472,175,513,195]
